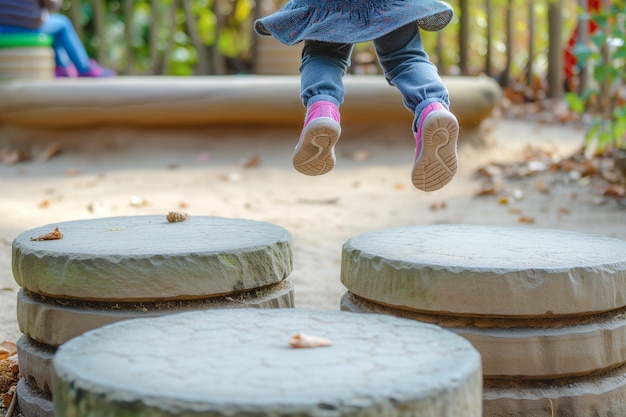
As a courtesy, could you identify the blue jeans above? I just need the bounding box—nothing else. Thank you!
[0,14,90,73]
[299,23,449,132]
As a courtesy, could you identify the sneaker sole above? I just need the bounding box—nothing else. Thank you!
[292,117,341,176]
[411,111,459,192]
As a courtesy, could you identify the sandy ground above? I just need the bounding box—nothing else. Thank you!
[1,116,626,351]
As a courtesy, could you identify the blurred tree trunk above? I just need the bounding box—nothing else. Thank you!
[485,0,492,77]
[211,0,226,74]
[124,0,134,74]
[575,0,590,93]
[527,0,535,86]
[93,0,106,64]
[501,0,513,87]
[435,31,444,74]
[67,0,83,39]
[598,0,611,114]
[183,0,210,74]
[150,0,159,74]
[458,0,469,74]
[547,0,564,98]
[160,0,179,75]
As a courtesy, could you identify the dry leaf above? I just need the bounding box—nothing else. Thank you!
[474,185,497,197]
[242,154,261,168]
[0,148,30,164]
[393,183,405,191]
[38,199,51,208]
[518,215,535,224]
[37,144,61,161]
[30,227,63,241]
[535,178,549,193]
[289,333,332,349]
[429,201,447,211]
[65,168,82,177]
[0,342,16,360]
[0,354,19,394]
[130,195,150,207]
[352,149,372,162]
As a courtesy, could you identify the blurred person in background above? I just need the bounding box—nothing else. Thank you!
[0,0,115,77]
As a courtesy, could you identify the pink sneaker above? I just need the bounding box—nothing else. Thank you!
[55,64,78,77]
[78,59,116,77]
[411,102,459,191]
[292,100,341,176]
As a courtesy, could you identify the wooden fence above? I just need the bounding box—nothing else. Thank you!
[62,0,592,98]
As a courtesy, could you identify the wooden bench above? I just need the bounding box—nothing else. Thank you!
[0,76,500,133]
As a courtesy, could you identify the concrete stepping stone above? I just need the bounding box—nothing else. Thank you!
[17,336,55,396]
[52,309,482,417]
[339,224,626,417]
[17,279,293,347]
[483,363,626,416]
[12,215,295,417]
[342,293,626,379]
[13,215,293,301]
[341,225,626,317]
[16,379,53,417]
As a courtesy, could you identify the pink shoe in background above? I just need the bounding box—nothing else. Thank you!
[411,102,459,191]
[78,59,116,77]
[55,64,78,77]
[292,100,341,176]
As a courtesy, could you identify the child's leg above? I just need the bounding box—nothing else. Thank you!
[39,14,91,73]
[300,41,352,107]
[40,14,115,77]
[293,41,353,176]
[373,23,459,191]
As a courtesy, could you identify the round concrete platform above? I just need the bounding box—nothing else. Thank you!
[12,215,293,301]
[17,335,55,396]
[342,292,626,379]
[17,280,293,346]
[53,309,482,417]
[483,362,626,417]
[16,378,53,417]
[341,225,626,317]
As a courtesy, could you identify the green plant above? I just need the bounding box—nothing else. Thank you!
[566,0,626,154]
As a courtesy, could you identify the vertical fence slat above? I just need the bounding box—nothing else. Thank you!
[182,0,210,74]
[502,0,513,87]
[575,0,590,93]
[435,31,444,73]
[160,0,179,75]
[68,0,84,40]
[547,0,564,98]
[527,0,535,86]
[93,0,106,64]
[485,0,492,77]
[458,0,469,74]
[150,0,159,74]
[125,0,135,74]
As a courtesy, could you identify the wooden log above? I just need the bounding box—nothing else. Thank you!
[0,75,500,129]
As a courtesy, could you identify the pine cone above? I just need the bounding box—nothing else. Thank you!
[166,211,189,223]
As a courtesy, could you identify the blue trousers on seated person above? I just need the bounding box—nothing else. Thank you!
[0,14,114,77]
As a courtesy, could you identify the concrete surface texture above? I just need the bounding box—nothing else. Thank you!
[12,215,293,301]
[52,309,482,417]
[341,225,626,316]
